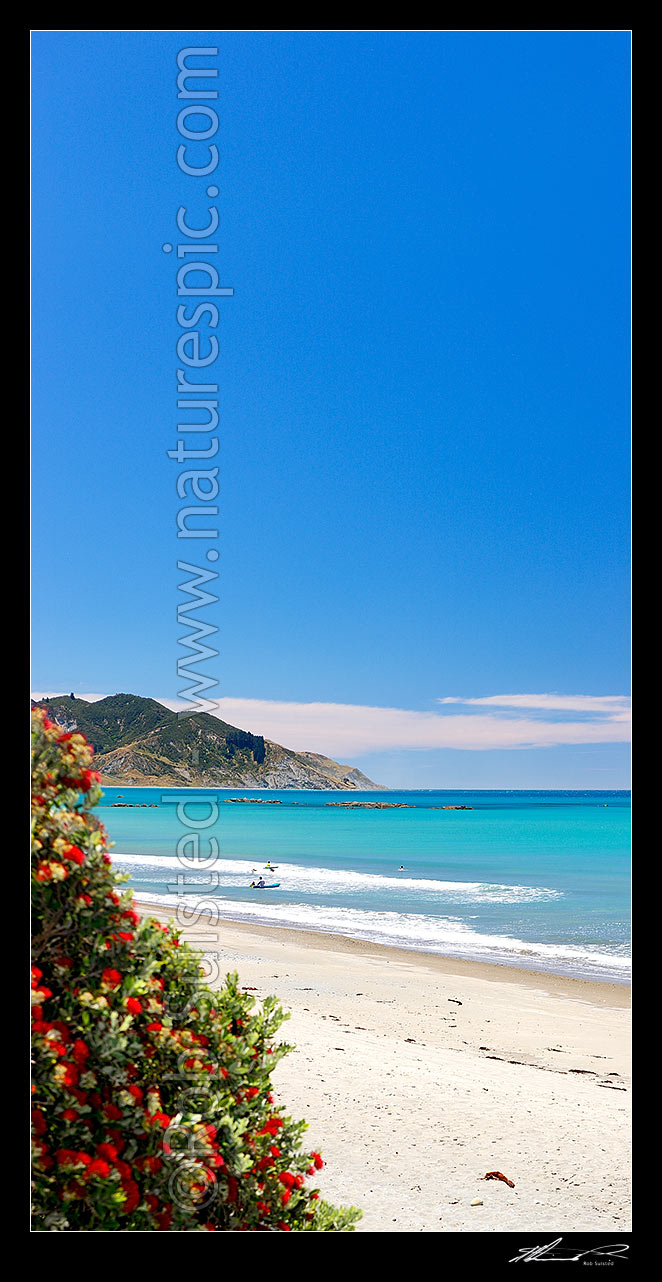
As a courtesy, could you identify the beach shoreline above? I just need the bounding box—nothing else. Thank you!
[107,786,631,987]
[138,900,631,1233]
[135,894,629,999]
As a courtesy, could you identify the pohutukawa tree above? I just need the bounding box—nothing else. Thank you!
[31,707,361,1231]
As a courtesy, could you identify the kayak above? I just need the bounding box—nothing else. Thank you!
[264,865,278,870]
[250,882,280,889]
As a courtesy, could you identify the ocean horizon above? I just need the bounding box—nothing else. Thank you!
[101,786,631,985]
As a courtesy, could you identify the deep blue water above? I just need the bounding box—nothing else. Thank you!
[100,788,630,983]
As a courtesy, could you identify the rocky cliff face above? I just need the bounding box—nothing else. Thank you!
[32,693,383,791]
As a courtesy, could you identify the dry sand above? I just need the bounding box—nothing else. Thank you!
[139,903,631,1234]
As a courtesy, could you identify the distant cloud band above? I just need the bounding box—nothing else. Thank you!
[170,693,632,756]
[32,690,631,757]
[437,693,630,714]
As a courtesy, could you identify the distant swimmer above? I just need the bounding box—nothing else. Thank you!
[398,865,405,871]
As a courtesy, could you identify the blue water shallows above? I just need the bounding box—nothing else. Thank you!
[100,789,631,984]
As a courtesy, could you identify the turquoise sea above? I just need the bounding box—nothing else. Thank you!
[100,788,631,985]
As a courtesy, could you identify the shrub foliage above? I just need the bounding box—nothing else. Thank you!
[31,708,361,1231]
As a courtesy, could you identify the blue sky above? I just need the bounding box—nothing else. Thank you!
[31,31,630,787]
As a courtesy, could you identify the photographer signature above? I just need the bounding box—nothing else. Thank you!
[510,1237,629,1263]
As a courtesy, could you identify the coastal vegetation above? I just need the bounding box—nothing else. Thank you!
[31,707,361,1231]
[225,727,266,765]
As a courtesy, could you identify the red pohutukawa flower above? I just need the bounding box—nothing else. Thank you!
[63,846,85,866]
[72,1040,89,1065]
[30,706,360,1233]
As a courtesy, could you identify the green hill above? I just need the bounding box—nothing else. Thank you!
[31,693,382,791]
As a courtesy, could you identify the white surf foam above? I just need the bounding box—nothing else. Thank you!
[132,891,630,983]
[111,853,561,905]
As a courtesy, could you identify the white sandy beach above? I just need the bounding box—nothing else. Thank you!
[140,904,631,1234]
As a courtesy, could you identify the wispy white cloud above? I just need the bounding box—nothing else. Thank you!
[32,690,631,757]
[437,693,631,715]
[157,694,632,756]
